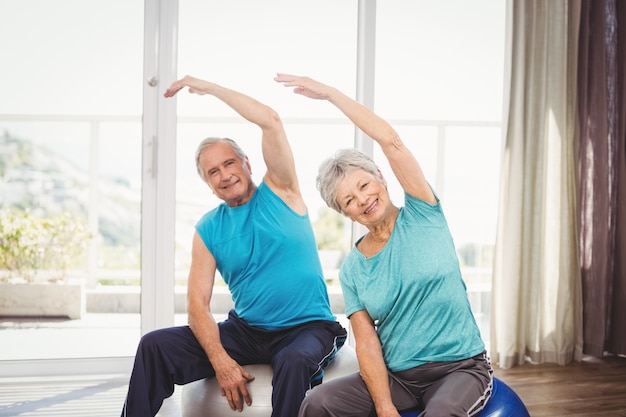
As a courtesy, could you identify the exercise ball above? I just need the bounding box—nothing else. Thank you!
[181,344,359,417]
[399,377,530,417]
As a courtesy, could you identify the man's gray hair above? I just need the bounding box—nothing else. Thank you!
[316,148,382,213]
[195,137,247,181]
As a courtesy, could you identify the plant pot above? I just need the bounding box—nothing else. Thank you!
[0,282,84,319]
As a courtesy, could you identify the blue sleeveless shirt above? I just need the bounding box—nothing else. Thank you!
[195,182,336,330]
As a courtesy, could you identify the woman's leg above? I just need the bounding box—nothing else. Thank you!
[297,367,428,416]
[420,352,493,417]
[298,372,377,417]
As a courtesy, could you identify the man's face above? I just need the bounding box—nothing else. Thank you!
[198,141,254,207]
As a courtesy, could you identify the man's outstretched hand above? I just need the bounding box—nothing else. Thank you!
[163,75,212,98]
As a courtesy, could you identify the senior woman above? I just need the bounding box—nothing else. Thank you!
[275,74,492,417]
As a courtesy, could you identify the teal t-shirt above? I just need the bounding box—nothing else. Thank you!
[196,182,336,330]
[340,193,485,372]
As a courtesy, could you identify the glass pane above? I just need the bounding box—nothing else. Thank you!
[443,126,501,251]
[0,0,144,361]
[175,0,358,302]
[375,0,506,121]
[374,0,506,342]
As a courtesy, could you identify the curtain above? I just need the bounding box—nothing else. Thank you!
[578,0,626,358]
[491,0,583,369]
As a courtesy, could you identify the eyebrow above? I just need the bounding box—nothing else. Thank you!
[339,176,366,199]
[338,185,359,204]
[208,157,237,172]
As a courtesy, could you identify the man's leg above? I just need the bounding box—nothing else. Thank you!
[121,326,213,417]
[121,311,274,417]
[270,321,347,417]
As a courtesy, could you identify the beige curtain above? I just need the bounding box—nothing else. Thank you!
[491,0,583,369]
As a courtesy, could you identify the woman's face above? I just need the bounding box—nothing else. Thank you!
[335,168,391,226]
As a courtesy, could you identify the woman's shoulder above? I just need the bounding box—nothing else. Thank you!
[400,192,447,225]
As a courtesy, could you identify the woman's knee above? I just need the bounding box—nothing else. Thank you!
[422,397,462,416]
[299,377,372,417]
[424,391,479,417]
[298,386,333,417]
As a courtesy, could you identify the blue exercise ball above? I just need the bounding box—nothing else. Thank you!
[399,377,530,417]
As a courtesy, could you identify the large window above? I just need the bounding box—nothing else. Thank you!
[0,0,505,374]
[0,0,144,363]
[174,0,359,291]
[375,0,505,336]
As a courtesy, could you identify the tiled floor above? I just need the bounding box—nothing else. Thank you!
[0,313,186,416]
[0,374,182,417]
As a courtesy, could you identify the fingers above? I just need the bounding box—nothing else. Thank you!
[233,368,254,411]
[163,77,189,98]
[240,384,253,407]
[220,386,239,410]
[163,84,184,98]
[274,73,304,88]
[218,367,255,411]
[163,75,201,98]
[275,73,329,101]
[238,369,254,407]
[223,385,250,411]
[274,72,295,82]
[229,388,244,411]
[241,368,256,382]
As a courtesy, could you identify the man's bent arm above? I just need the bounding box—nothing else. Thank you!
[165,75,304,212]
[187,232,253,411]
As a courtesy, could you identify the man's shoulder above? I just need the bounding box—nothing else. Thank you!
[196,202,227,227]
[258,180,308,216]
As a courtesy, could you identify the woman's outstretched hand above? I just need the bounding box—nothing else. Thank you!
[274,73,332,100]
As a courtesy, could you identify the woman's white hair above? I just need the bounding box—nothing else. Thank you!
[316,148,382,213]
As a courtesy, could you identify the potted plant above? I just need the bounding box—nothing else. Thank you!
[0,209,92,319]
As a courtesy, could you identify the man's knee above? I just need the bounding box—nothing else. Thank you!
[273,348,318,374]
[137,327,180,358]
[137,329,160,353]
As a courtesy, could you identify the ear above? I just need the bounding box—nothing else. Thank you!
[377,168,388,189]
[244,156,252,174]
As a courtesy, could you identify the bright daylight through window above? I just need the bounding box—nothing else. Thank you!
[0,0,504,369]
